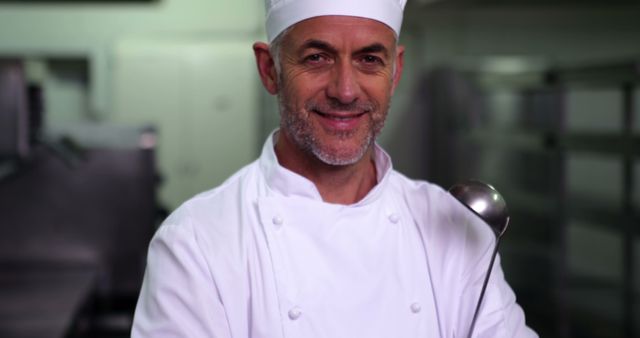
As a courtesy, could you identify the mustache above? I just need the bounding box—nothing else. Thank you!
[305,98,377,114]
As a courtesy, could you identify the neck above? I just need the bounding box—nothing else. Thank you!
[274,132,378,205]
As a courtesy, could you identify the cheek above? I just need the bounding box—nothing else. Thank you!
[359,69,394,92]
[365,80,393,106]
[283,77,327,106]
[281,63,329,92]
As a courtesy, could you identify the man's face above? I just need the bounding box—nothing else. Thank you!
[275,16,403,166]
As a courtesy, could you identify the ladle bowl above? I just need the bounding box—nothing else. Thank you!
[449,180,510,237]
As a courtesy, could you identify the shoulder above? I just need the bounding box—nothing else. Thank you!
[388,170,495,259]
[386,171,458,236]
[386,170,454,216]
[182,161,260,222]
[387,170,482,226]
[155,160,264,254]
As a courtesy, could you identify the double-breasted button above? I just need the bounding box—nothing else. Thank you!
[388,213,400,224]
[272,216,284,226]
[410,302,422,313]
[288,307,302,320]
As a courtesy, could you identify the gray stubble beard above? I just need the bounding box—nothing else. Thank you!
[277,92,388,166]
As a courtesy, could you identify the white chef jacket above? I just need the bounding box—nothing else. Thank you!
[132,131,538,338]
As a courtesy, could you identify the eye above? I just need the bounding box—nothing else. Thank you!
[304,53,327,64]
[360,55,383,65]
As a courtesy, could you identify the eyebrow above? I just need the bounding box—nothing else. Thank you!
[298,40,390,58]
[299,39,338,55]
[356,43,389,58]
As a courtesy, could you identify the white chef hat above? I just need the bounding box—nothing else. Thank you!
[264,0,408,43]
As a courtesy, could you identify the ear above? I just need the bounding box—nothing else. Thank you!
[390,45,405,95]
[253,42,279,95]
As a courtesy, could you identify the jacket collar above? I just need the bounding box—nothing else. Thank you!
[258,129,393,206]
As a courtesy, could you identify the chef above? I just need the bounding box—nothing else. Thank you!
[131,0,538,337]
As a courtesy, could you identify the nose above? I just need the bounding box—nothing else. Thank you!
[326,60,361,104]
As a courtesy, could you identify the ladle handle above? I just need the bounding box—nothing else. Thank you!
[466,239,501,338]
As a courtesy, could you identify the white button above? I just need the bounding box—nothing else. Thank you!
[272,216,283,226]
[388,213,400,224]
[288,307,302,320]
[410,302,421,313]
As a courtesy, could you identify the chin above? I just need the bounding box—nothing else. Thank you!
[312,137,373,166]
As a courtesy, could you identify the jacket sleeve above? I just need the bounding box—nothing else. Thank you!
[455,210,538,338]
[131,219,232,338]
[458,252,538,338]
[404,181,538,338]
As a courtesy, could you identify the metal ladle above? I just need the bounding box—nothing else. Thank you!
[449,180,510,338]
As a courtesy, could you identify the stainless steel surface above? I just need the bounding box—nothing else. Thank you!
[449,180,510,338]
[449,179,510,237]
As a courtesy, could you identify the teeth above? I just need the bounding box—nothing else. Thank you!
[314,110,362,121]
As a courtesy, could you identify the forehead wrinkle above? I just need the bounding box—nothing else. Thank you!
[296,39,393,60]
[283,17,398,56]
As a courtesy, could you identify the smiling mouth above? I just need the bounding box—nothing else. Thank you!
[313,110,367,120]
